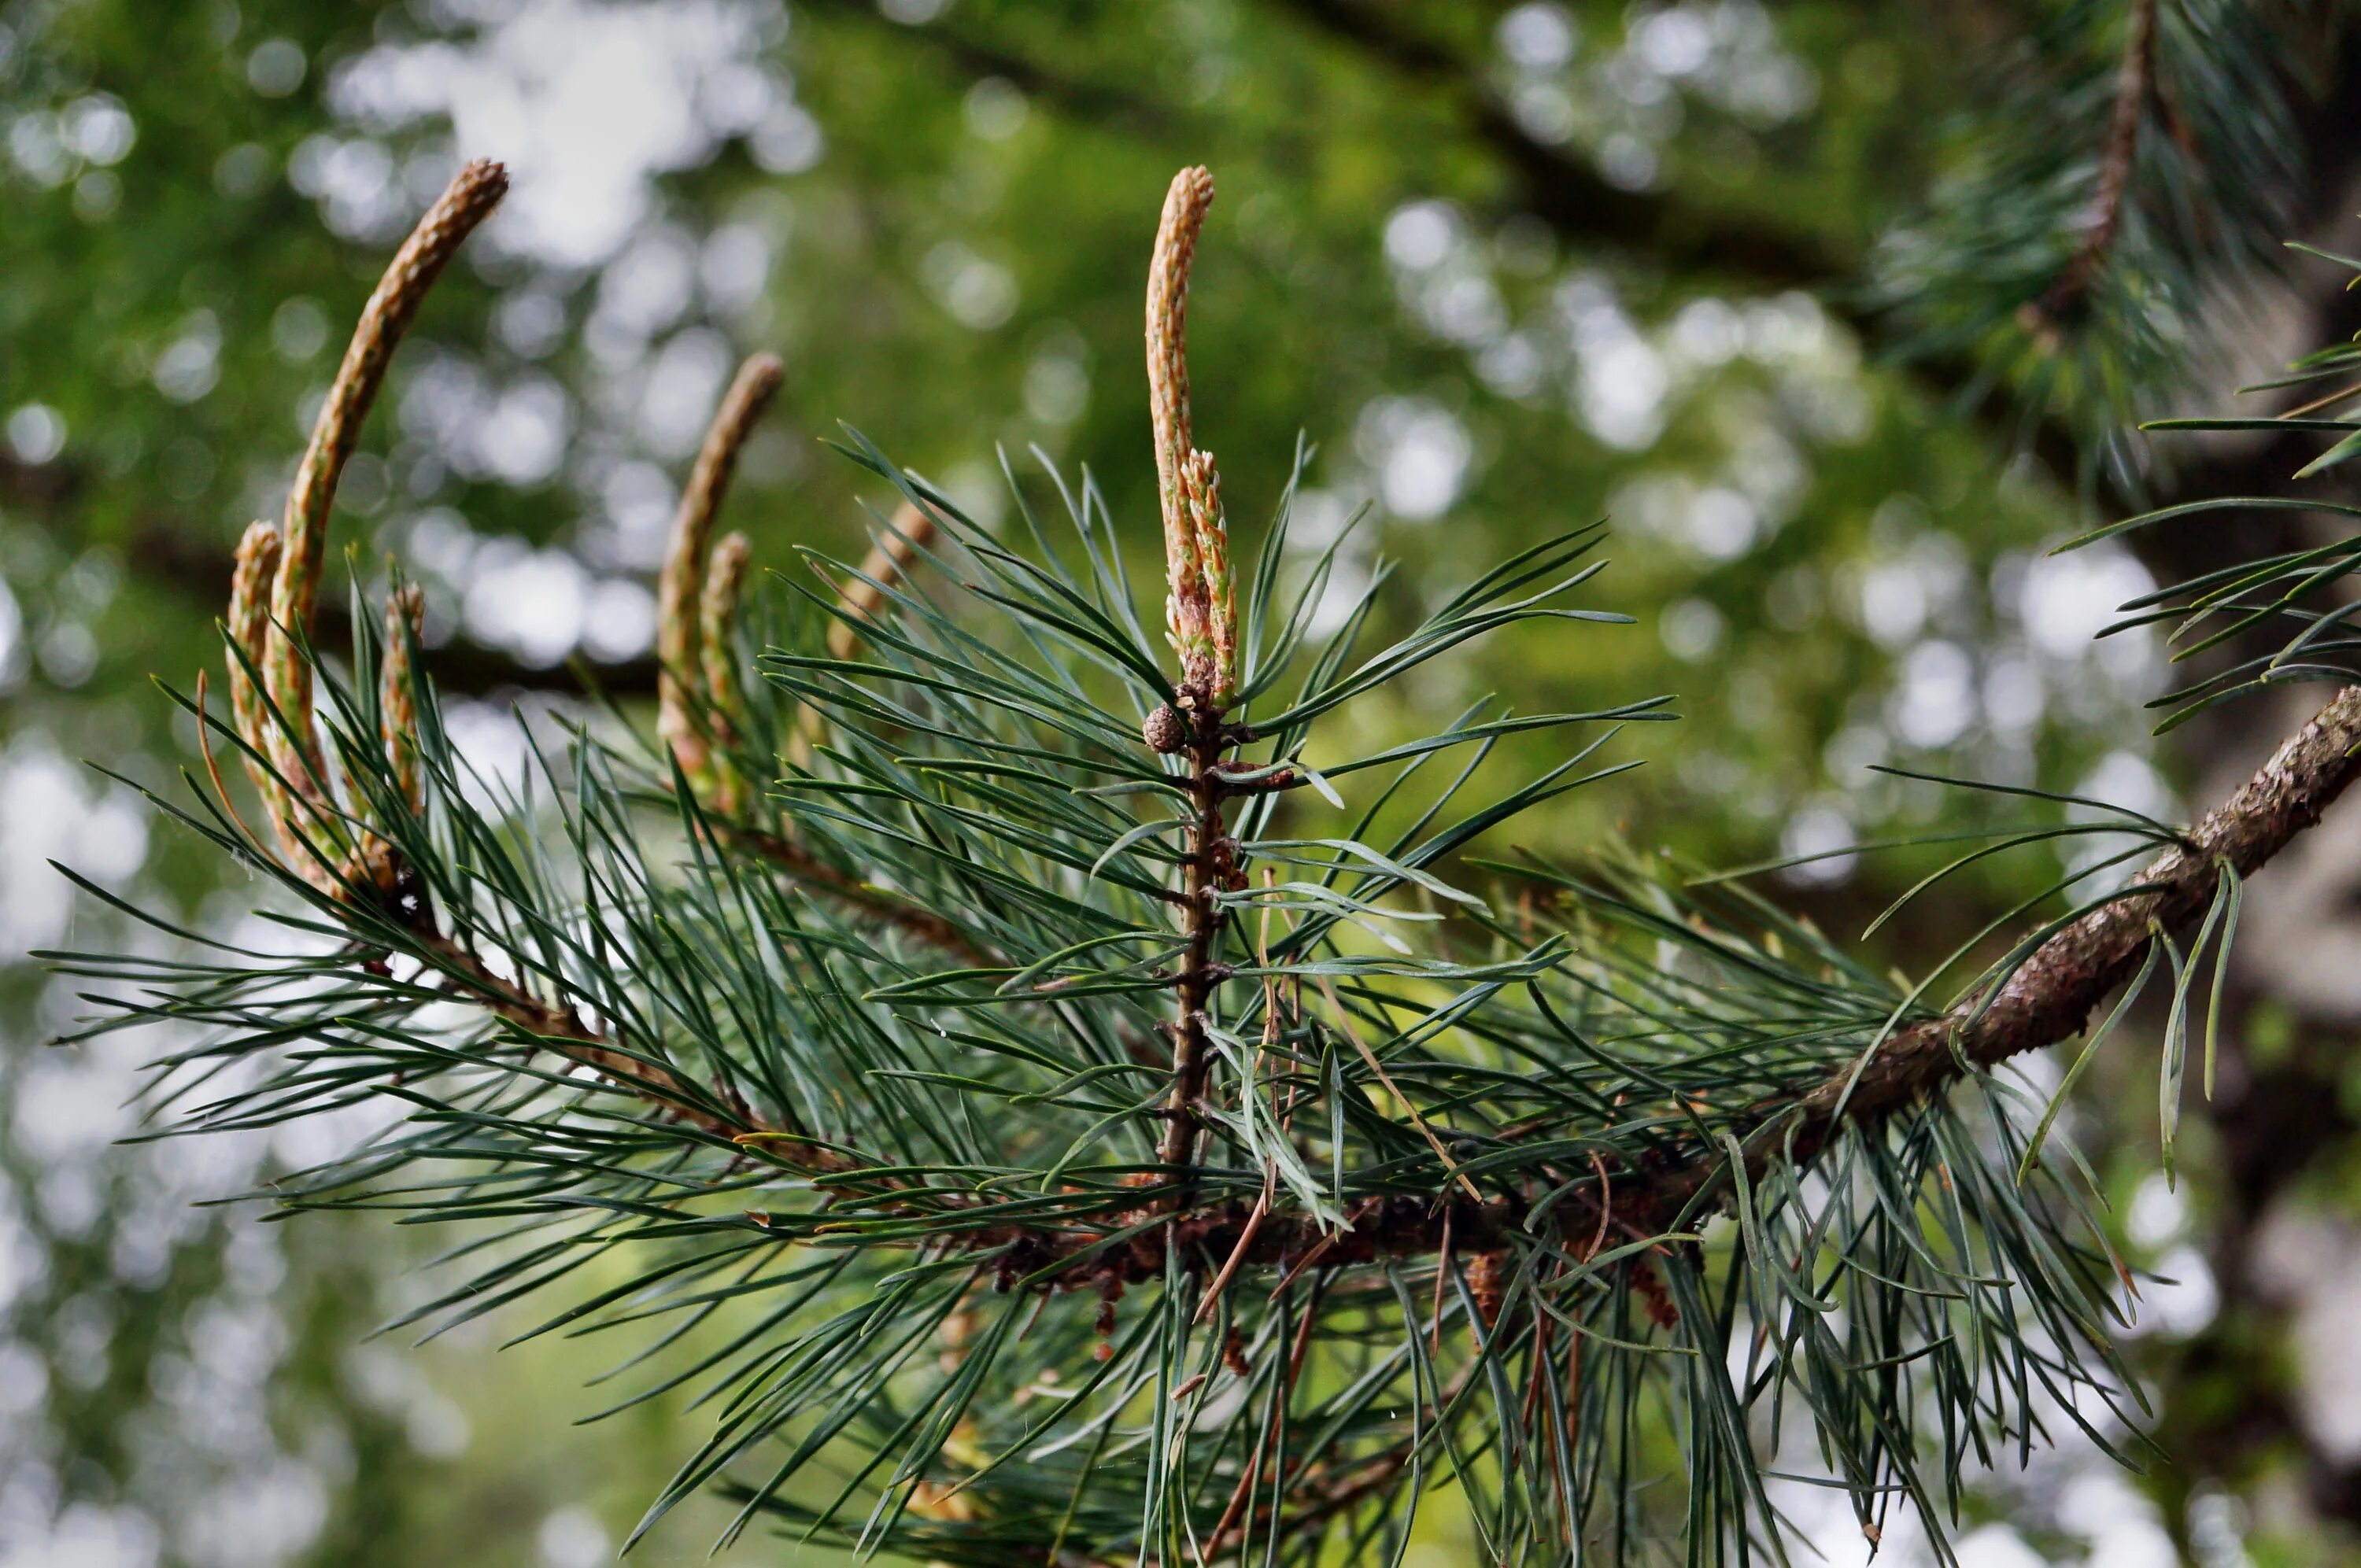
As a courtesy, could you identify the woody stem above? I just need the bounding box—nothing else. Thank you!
[1158,695,1232,1188]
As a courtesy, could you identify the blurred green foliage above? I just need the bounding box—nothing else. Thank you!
[5,0,2356,1562]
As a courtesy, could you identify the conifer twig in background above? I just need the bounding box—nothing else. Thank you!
[1875,0,2306,481]
[2030,0,2160,328]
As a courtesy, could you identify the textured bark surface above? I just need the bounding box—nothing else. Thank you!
[1812,684,2361,1112]
[1634,684,2361,1223]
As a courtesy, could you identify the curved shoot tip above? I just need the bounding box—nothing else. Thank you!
[264,157,508,796]
[660,352,786,783]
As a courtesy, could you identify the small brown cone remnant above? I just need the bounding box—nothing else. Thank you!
[658,352,783,788]
[1468,1250,1506,1329]
[1141,702,1186,754]
[827,500,937,661]
[699,531,754,815]
[267,159,507,801]
[1144,166,1235,707]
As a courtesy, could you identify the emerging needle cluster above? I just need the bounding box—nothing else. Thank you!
[220,158,504,898]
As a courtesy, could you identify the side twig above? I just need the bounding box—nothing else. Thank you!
[645,383,977,962]
[730,823,993,968]
[405,923,763,1142]
[1744,680,2361,1188]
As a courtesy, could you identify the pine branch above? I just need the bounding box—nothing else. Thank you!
[167,197,988,1172]
[1022,681,2361,1280]
[326,179,2361,1341]
[581,601,2361,1303]
[1658,680,2361,1216]
[88,151,2361,1566]
[645,375,996,965]
[2028,0,2160,329]
[674,493,2361,1299]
